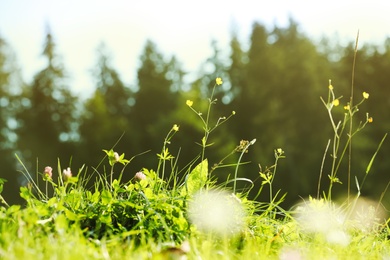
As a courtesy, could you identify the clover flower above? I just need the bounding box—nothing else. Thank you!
[134,171,146,181]
[43,166,53,181]
[62,167,72,181]
[113,152,120,162]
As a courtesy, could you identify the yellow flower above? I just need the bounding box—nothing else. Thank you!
[368,117,373,123]
[344,104,350,110]
[232,111,236,115]
[186,100,193,107]
[363,92,369,99]
[332,99,339,107]
[216,77,223,85]
[328,79,333,90]
[172,124,179,131]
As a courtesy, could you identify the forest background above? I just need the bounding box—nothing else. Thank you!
[1,19,390,210]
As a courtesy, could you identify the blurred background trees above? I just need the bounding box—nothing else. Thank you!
[15,29,78,169]
[0,19,389,208]
[0,36,23,205]
[78,42,134,169]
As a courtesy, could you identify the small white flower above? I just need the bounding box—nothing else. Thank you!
[113,152,120,162]
[62,167,72,180]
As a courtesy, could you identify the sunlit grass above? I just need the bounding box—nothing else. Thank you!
[0,62,389,259]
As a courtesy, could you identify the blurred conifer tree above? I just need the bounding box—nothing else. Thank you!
[79,43,133,168]
[15,27,78,172]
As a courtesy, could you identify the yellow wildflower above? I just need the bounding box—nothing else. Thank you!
[363,92,369,99]
[328,79,333,90]
[216,77,223,85]
[186,100,193,107]
[368,117,373,123]
[172,124,179,131]
[232,111,236,115]
[332,99,339,107]
[344,104,350,110]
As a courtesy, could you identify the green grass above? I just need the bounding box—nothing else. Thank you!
[0,69,389,259]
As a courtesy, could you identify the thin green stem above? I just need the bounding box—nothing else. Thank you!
[201,84,217,162]
[347,30,359,203]
[45,181,48,200]
[269,149,284,203]
[110,165,114,191]
[317,139,330,199]
[233,139,256,193]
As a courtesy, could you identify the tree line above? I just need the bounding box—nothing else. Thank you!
[1,19,390,208]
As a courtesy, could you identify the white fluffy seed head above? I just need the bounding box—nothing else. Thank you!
[187,190,245,236]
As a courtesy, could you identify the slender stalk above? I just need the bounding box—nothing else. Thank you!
[317,139,330,199]
[201,84,217,162]
[45,181,49,200]
[233,139,256,193]
[269,148,284,203]
[347,30,359,203]
[110,165,114,191]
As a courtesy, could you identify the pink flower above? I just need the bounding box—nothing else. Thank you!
[134,171,146,181]
[62,167,72,181]
[43,166,53,180]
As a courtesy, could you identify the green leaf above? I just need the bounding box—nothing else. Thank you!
[366,133,387,174]
[101,189,112,205]
[65,209,80,221]
[91,191,100,203]
[181,159,208,196]
[103,149,116,166]
[99,213,112,224]
[20,186,34,201]
[0,178,6,194]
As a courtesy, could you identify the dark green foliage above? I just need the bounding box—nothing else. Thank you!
[13,156,204,245]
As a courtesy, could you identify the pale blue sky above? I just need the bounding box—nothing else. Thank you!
[1,0,389,97]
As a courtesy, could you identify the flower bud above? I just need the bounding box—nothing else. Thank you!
[113,152,120,162]
[43,166,53,181]
[134,171,146,181]
[62,167,72,181]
